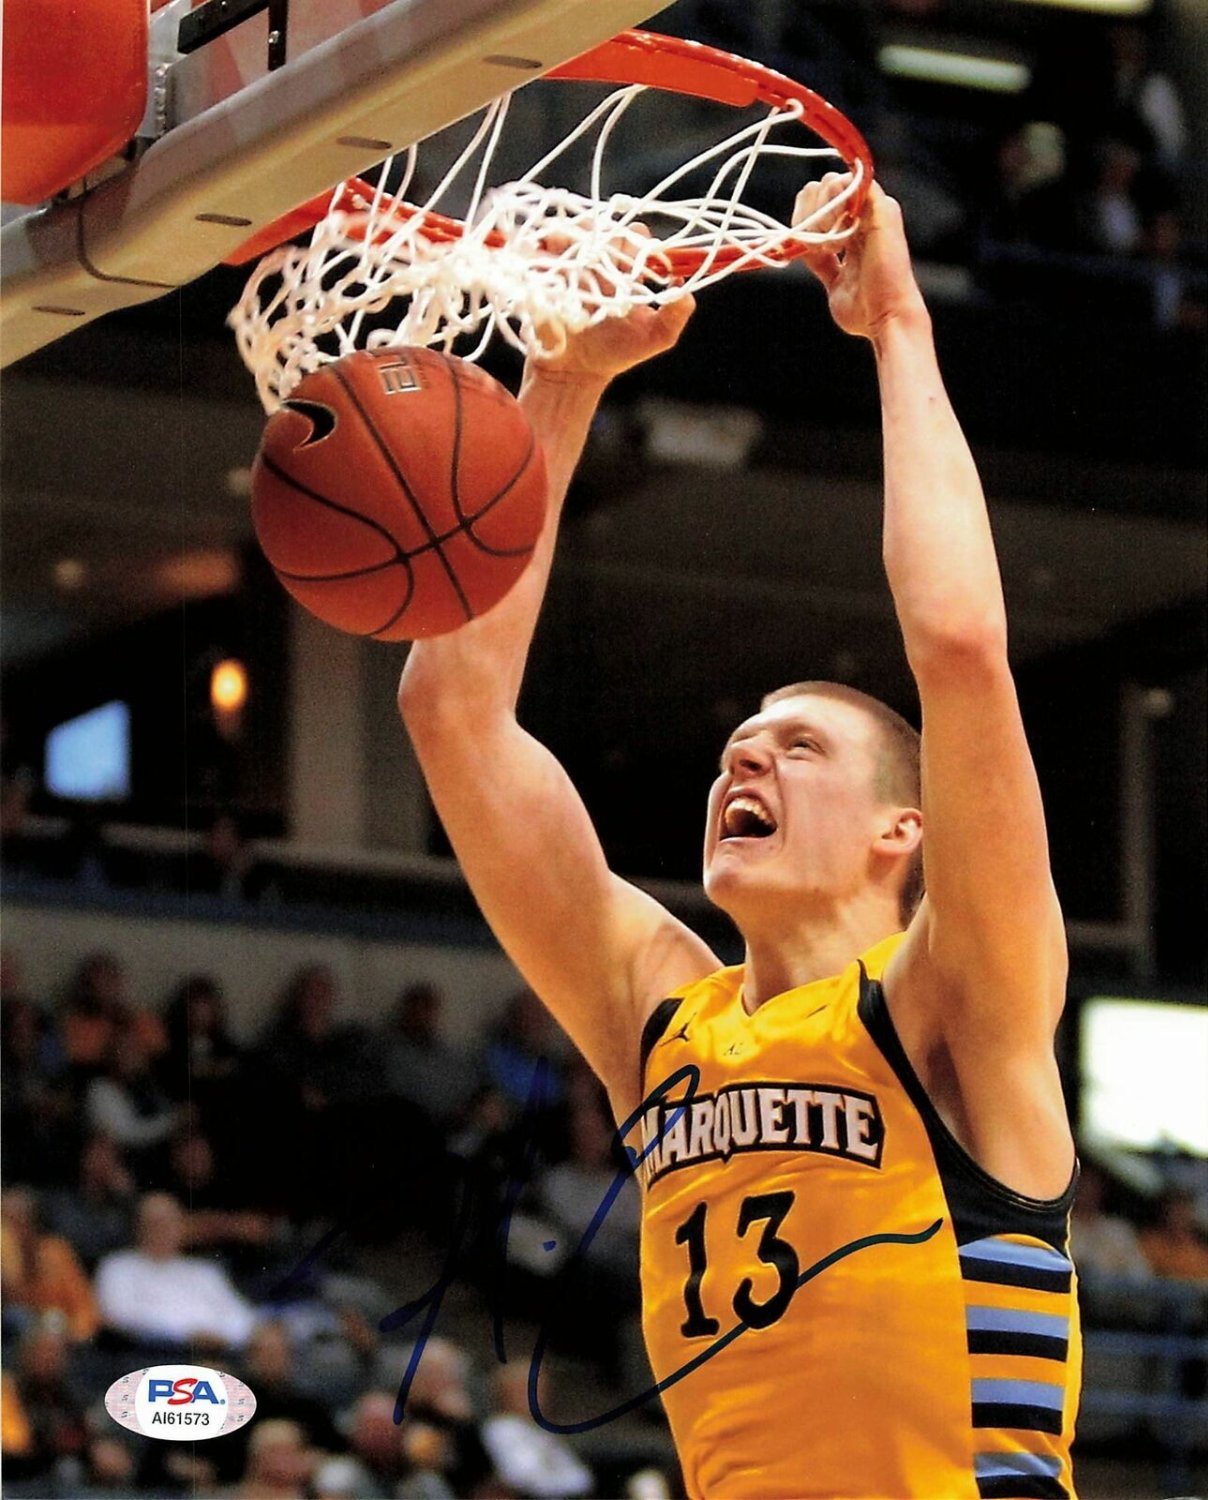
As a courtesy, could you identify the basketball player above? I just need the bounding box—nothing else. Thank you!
[398,177,1080,1500]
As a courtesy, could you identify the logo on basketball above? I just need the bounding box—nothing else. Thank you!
[281,397,337,446]
[377,357,421,395]
[104,1365,257,1442]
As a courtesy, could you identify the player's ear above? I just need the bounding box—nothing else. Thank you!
[873,808,922,858]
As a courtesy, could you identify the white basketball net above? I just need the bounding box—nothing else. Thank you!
[230,83,864,412]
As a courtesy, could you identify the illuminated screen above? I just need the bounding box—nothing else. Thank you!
[1080,997,1208,1156]
[44,700,131,802]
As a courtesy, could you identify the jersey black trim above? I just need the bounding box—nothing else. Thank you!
[978,1477,1068,1500]
[639,998,685,1083]
[960,1253,1072,1294]
[967,1328,1069,1361]
[856,965,1078,1250]
[972,1403,1064,1436]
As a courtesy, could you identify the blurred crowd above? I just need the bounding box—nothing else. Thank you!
[5,933,1207,1498]
[1070,1160,1208,1311]
[1,949,666,1500]
[667,0,1206,330]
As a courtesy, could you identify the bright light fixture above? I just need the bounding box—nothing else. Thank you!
[53,558,87,590]
[879,44,1031,93]
[1007,0,1149,13]
[211,659,248,714]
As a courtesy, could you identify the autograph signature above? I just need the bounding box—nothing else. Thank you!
[273,1059,942,1433]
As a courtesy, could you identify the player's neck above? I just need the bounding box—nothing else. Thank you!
[739,901,901,1012]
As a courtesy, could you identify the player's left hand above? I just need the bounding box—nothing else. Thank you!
[794,177,926,340]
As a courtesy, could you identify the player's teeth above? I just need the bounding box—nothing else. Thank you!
[724,797,774,835]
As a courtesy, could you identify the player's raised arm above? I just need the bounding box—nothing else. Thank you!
[796,178,1071,1190]
[398,299,717,1109]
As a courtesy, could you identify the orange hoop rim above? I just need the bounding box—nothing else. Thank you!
[227,28,874,273]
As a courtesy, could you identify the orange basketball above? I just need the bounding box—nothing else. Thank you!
[250,347,546,640]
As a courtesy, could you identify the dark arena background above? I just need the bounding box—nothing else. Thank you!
[1,0,1205,1496]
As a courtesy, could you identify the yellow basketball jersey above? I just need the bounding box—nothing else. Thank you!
[634,933,1080,1500]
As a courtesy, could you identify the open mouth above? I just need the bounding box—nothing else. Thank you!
[721,796,777,840]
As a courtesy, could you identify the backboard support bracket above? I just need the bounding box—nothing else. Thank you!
[178,0,291,72]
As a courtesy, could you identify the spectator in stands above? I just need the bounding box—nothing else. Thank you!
[188,809,263,902]
[1,950,62,1069]
[0,1317,89,1488]
[1140,1188,1208,1282]
[532,1088,640,1381]
[162,973,244,1116]
[162,973,255,1201]
[1140,199,1208,333]
[216,1321,346,1487]
[259,965,376,1113]
[95,1191,259,1357]
[340,1391,409,1497]
[255,965,390,1219]
[42,1133,136,1270]
[0,1187,99,1342]
[229,1417,315,1500]
[481,1363,593,1499]
[978,120,1077,256]
[1075,135,1145,257]
[59,951,165,1085]
[1069,1162,1154,1282]
[78,1434,140,1496]
[0,763,33,841]
[1101,20,1187,169]
[164,1129,283,1273]
[379,981,484,1131]
[396,1335,496,1497]
[484,989,569,1160]
[84,1028,180,1165]
[310,1455,365,1500]
[61,810,110,889]
[1,956,76,1186]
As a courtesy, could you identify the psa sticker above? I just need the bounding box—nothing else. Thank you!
[105,1365,257,1441]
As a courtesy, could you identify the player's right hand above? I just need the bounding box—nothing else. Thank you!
[526,223,696,385]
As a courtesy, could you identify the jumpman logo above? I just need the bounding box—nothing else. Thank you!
[660,1021,691,1048]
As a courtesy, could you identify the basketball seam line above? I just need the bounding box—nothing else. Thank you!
[334,357,474,625]
[258,449,416,635]
[272,556,403,583]
[271,497,537,581]
[457,424,543,557]
[258,451,404,562]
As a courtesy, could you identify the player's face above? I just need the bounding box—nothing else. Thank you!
[703,694,889,918]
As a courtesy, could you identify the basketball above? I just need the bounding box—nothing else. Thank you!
[249,347,546,640]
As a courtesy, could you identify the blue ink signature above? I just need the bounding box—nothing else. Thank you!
[524,1063,942,1433]
[274,1057,943,1434]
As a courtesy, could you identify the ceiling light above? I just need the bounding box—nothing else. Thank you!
[211,659,248,714]
[879,44,1031,93]
[1005,0,1150,13]
[156,550,239,596]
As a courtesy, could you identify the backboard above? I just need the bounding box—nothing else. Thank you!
[0,0,674,367]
